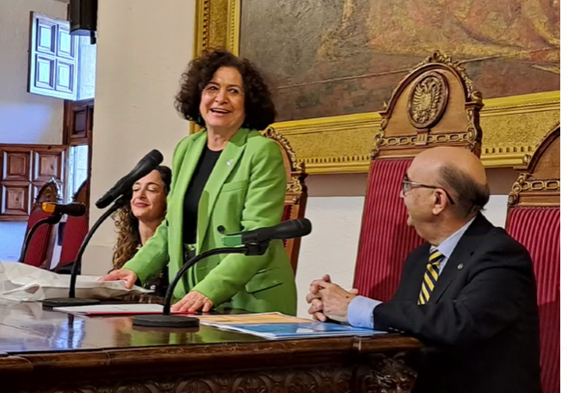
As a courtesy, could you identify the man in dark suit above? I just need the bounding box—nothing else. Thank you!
[307,147,541,393]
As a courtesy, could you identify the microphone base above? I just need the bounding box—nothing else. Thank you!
[42,297,101,308]
[132,314,200,328]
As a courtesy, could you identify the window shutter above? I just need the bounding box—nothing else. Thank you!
[28,12,78,100]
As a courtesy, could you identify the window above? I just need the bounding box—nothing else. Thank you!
[67,145,89,202]
[28,12,79,100]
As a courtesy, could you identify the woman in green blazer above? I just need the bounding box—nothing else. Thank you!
[101,50,297,315]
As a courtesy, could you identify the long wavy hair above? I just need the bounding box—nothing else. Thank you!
[111,166,172,270]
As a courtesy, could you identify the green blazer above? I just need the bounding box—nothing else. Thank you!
[123,128,297,315]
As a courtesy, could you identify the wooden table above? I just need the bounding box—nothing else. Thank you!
[0,300,421,393]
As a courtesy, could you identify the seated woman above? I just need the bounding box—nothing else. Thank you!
[111,166,172,296]
[101,49,297,315]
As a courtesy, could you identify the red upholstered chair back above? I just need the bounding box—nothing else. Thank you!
[21,179,62,268]
[355,158,423,300]
[55,180,89,271]
[58,215,89,267]
[353,52,484,300]
[23,210,54,267]
[506,126,560,393]
[263,127,308,276]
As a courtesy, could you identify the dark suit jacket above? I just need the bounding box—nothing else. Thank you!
[373,214,541,393]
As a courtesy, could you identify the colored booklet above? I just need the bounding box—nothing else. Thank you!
[204,322,383,339]
[198,313,384,339]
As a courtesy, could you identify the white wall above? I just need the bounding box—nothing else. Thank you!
[0,0,66,144]
[294,168,517,317]
[83,0,196,274]
[0,0,67,261]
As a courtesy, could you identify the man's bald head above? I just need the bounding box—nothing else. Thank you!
[410,147,490,219]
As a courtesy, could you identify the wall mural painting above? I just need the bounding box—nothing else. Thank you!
[240,0,560,122]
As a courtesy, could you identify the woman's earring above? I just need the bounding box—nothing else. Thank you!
[197,114,203,125]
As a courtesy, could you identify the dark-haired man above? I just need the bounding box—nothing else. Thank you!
[307,147,541,393]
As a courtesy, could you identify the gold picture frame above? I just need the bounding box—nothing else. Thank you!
[194,0,560,174]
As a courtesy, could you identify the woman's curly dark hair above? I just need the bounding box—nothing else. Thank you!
[175,49,276,131]
[111,166,172,270]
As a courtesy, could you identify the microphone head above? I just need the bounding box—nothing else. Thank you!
[42,202,57,214]
[42,202,86,217]
[146,149,164,165]
[95,149,164,209]
[289,218,312,237]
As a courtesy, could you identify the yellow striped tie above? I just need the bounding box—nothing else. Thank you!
[418,248,444,305]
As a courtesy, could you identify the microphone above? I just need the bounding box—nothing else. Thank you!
[42,202,86,217]
[95,149,163,209]
[41,194,130,308]
[132,218,313,328]
[221,219,312,247]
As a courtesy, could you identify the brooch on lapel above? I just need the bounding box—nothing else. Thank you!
[226,159,234,166]
[457,263,464,270]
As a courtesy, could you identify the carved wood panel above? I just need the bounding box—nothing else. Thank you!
[1,185,30,216]
[7,353,416,393]
[32,148,65,182]
[64,99,94,145]
[2,150,31,181]
[0,145,67,221]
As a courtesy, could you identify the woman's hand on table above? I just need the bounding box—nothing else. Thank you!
[98,269,138,289]
[171,291,214,313]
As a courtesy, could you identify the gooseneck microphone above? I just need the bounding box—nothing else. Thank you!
[42,202,86,217]
[132,218,313,328]
[43,150,164,308]
[95,149,163,209]
[20,203,87,263]
[221,218,312,247]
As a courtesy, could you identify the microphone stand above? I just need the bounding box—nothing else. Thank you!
[133,242,271,328]
[19,212,63,263]
[42,195,130,308]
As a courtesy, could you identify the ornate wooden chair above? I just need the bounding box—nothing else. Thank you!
[505,125,560,393]
[20,178,62,268]
[263,127,308,276]
[353,52,484,301]
[54,180,89,272]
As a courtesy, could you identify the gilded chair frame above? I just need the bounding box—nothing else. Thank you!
[263,127,308,276]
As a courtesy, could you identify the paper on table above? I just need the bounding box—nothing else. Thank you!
[202,322,384,340]
[0,261,151,302]
[54,303,162,315]
[197,312,311,325]
[54,303,196,316]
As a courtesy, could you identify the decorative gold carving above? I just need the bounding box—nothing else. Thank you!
[378,132,470,148]
[408,71,449,129]
[416,51,474,99]
[263,127,306,201]
[481,108,560,168]
[275,92,558,174]
[33,177,62,208]
[508,173,561,206]
[263,127,304,173]
[196,2,560,174]
[287,179,304,200]
[227,0,241,54]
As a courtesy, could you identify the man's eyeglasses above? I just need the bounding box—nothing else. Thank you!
[401,174,455,205]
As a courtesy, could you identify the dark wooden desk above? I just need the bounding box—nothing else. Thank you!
[0,301,421,393]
